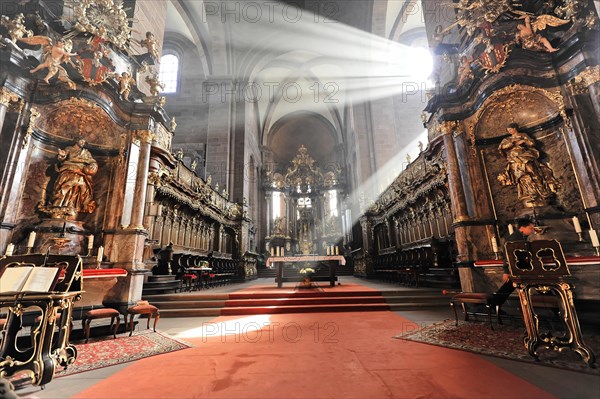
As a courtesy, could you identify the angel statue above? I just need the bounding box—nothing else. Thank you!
[514,14,569,53]
[1,13,33,43]
[145,70,164,96]
[18,35,77,89]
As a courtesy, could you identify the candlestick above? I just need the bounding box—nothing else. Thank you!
[97,245,104,264]
[572,216,582,233]
[491,236,499,253]
[27,231,36,249]
[87,235,94,249]
[590,230,600,256]
[5,243,14,256]
[335,246,339,255]
[280,247,285,257]
[276,246,280,257]
[507,224,514,235]
[326,246,331,255]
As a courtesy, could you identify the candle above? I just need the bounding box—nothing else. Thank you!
[335,246,339,255]
[97,246,104,263]
[573,216,582,233]
[276,246,280,257]
[270,247,274,256]
[5,243,14,256]
[87,235,94,249]
[27,231,36,248]
[491,236,499,253]
[507,224,514,235]
[280,247,285,257]
[590,229,600,248]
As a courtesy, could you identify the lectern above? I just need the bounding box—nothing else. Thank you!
[0,254,83,386]
[505,240,596,367]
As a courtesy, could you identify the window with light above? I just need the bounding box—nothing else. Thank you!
[159,54,179,93]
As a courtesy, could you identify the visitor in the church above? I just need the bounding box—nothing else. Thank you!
[493,217,536,307]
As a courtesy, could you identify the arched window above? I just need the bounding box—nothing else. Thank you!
[159,54,179,93]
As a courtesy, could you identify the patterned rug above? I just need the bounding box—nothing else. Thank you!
[395,319,599,375]
[56,330,192,377]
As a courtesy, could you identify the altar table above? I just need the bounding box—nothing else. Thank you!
[266,255,346,287]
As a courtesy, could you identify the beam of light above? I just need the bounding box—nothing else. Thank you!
[189,1,434,122]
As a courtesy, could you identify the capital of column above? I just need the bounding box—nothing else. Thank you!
[437,120,463,137]
[135,129,155,144]
[568,66,600,95]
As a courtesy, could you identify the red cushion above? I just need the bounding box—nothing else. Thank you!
[127,304,159,314]
[84,308,120,319]
[453,293,493,301]
[183,274,197,279]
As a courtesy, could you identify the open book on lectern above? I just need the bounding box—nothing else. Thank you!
[0,266,61,294]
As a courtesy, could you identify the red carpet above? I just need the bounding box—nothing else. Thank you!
[73,311,555,399]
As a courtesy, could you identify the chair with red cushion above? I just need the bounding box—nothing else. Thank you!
[126,303,160,336]
[82,308,121,343]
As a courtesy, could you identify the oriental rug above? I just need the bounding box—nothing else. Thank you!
[395,319,599,374]
[56,330,192,377]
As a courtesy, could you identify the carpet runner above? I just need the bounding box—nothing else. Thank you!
[395,319,599,374]
[55,330,192,377]
[72,312,556,399]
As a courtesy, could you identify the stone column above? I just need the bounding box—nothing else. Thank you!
[439,121,469,221]
[129,130,153,229]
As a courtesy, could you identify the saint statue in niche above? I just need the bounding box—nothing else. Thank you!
[497,123,560,206]
[48,137,98,217]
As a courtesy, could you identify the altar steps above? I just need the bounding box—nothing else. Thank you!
[145,288,447,317]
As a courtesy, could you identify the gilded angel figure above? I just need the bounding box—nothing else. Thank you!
[514,13,569,53]
[18,35,77,88]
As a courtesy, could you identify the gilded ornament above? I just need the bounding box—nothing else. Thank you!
[0,87,19,107]
[68,0,131,50]
[22,107,40,149]
[0,13,32,43]
[568,65,600,95]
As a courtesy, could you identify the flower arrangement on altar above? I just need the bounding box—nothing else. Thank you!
[299,267,315,275]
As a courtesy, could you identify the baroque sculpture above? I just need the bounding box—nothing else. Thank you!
[514,14,568,53]
[497,123,560,206]
[117,71,136,101]
[18,36,78,89]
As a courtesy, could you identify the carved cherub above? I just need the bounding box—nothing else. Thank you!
[1,13,33,42]
[18,35,77,89]
[514,14,569,53]
[117,71,136,101]
[145,69,164,96]
[456,55,474,86]
[140,31,160,61]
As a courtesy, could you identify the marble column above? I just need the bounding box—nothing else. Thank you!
[439,121,469,221]
[129,130,153,230]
